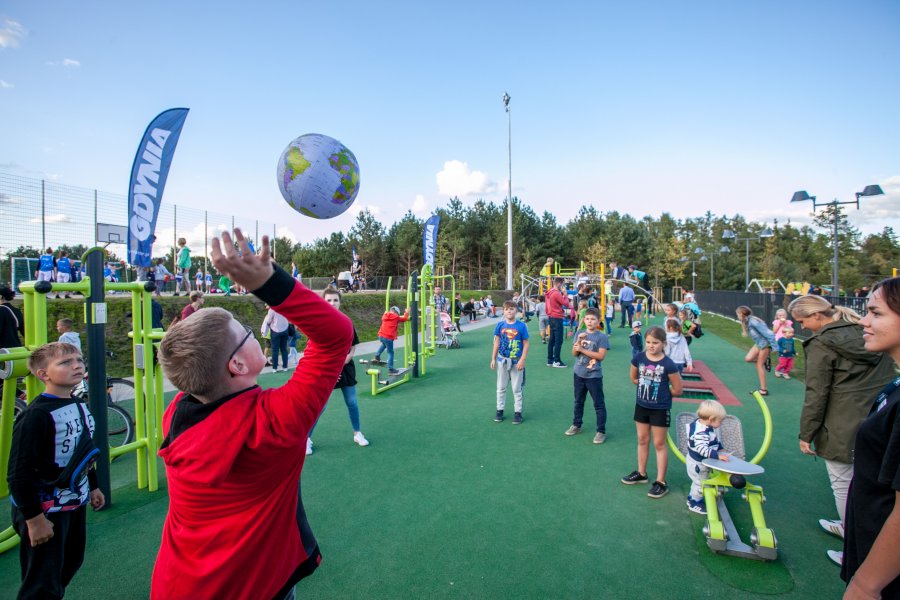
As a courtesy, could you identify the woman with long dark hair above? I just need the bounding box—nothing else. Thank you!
[840,277,900,599]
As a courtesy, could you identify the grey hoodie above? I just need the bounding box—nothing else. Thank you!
[799,320,897,463]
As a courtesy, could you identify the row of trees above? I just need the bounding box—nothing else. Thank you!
[288,198,899,292]
[5,198,898,293]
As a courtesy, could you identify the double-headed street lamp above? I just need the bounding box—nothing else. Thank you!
[693,246,731,290]
[722,228,774,290]
[791,184,884,298]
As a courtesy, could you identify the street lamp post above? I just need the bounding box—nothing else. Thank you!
[694,246,729,290]
[722,228,774,290]
[503,92,513,290]
[791,185,884,298]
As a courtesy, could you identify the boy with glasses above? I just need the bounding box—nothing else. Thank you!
[151,230,353,600]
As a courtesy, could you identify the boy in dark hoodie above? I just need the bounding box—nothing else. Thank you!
[150,230,353,600]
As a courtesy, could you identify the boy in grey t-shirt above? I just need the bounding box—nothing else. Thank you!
[56,319,81,352]
[565,307,611,443]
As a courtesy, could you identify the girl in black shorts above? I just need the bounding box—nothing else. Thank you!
[622,326,683,499]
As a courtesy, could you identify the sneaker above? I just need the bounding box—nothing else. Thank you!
[388,368,400,375]
[306,438,314,456]
[353,432,369,447]
[648,481,669,498]
[826,550,843,566]
[687,498,707,514]
[547,362,554,367]
[512,412,523,425]
[553,362,567,368]
[621,471,649,485]
[783,373,791,380]
[495,410,504,422]
[565,425,582,436]
[764,356,772,372]
[593,432,606,444]
[819,519,845,539]
[774,371,782,378]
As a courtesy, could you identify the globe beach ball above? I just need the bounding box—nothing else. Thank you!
[276,133,360,219]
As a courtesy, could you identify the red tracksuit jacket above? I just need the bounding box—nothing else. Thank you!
[151,268,353,600]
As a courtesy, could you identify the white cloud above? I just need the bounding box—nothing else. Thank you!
[436,160,495,197]
[0,192,24,205]
[29,213,72,224]
[276,226,297,243]
[412,194,427,215]
[46,58,81,68]
[0,19,26,49]
[0,80,13,89]
[743,175,900,235]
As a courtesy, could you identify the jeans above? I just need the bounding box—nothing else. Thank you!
[573,375,606,432]
[547,318,564,364]
[310,385,361,435]
[375,336,395,369]
[619,301,633,326]
[605,317,613,334]
[270,329,289,369]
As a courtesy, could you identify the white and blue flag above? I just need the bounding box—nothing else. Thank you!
[423,215,440,269]
[127,108,189,267]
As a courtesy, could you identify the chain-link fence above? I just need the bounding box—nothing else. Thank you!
[1,171,280,284]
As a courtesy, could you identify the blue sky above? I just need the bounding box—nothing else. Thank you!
[1,0,898,245]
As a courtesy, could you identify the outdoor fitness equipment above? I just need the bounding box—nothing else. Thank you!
[360,275,415,396]
[668,390,777,560]
[360,265,456,396]
[0,248,166,554]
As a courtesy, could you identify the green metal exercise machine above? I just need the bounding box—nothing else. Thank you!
[668,390,777,560]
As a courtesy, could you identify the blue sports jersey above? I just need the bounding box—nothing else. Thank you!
[57,257,71,273]
[39,254,55,272]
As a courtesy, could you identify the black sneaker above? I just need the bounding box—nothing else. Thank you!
[764,356,772,372]
[513,412,523,425]
[388,368,400,375]
[553,361,567,368]
[621,471,649,485]
[494,410,504,422]
[648,481,669,498]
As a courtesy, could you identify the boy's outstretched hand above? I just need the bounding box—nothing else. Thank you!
[211,229,274,292]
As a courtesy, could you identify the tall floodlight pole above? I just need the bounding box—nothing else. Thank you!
[503,92,513,290]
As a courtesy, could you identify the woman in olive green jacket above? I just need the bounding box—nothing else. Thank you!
[790,295,896,559]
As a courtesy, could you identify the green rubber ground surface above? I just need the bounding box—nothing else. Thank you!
[0,316,847,598]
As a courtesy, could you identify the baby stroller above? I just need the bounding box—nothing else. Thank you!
[437,311,461,349]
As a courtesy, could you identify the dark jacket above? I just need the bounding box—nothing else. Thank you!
[799,320,896,463]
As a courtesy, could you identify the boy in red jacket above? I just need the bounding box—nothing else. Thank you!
[372,306,410,374]
[150,230,353,600]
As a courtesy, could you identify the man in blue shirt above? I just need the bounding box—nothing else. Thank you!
[618,284,636,328]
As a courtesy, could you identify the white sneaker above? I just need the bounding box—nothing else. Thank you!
[826,549,843,566]
[353,431,369,447]
[819,519,845,539]
[306,438,314,455]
